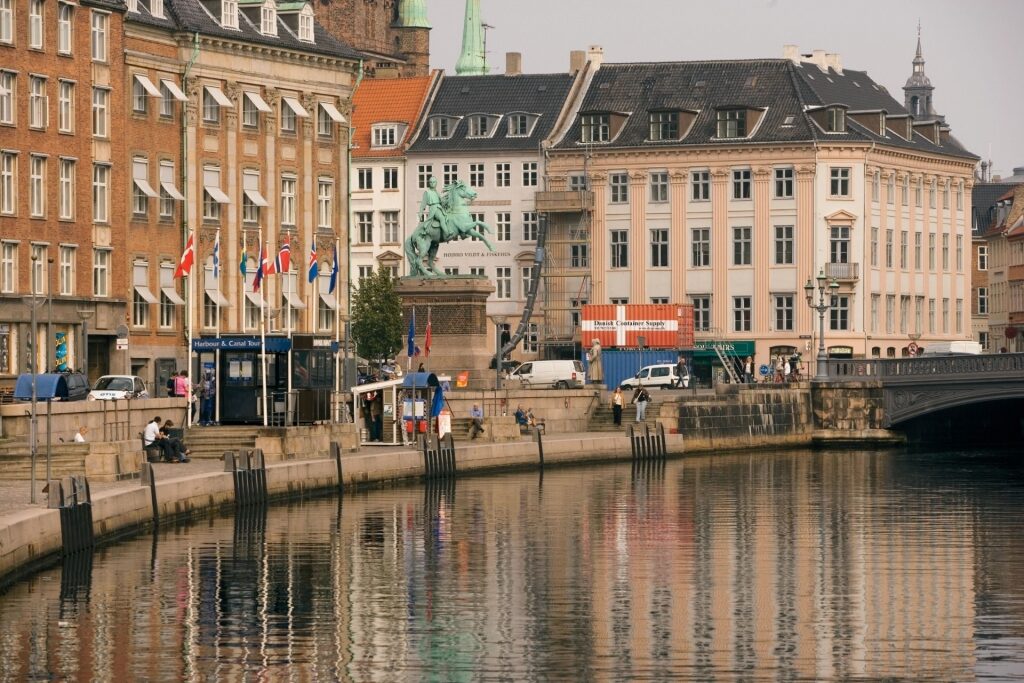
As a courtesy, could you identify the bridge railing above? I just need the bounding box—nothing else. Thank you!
[826,352,1024,383]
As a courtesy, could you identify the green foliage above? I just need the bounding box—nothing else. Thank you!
[351,269,403,362]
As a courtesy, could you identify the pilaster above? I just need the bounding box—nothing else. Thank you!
[629,171,647,302]
[669,170,687,302]
[590,171,608,304]
[795,164,815,336]
[711,167,729,333]
[753,166,771,335]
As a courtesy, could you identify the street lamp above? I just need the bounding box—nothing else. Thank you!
[804,269,840,381]
[24,252,45,503]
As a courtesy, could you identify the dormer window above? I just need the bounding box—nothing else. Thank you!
[467,114,499,138]
[826,107,845,132]
[581,114,609,143]
[151,0,163,18]
[429,116,456,140]
[222,0,238,28]
[298,5,313,42]
[716,109,746,138]
[261,0,277,36]
[649,111,678,141]
[372,124,399,147]
[507,113,537,137]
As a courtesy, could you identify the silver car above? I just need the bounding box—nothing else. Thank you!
[619,364,688,390]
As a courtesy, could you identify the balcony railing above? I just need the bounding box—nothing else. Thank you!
[535,190,594,213]
[824,261,860,281]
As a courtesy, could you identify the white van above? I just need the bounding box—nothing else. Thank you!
[508,360,585,389]
[920,341,983,355]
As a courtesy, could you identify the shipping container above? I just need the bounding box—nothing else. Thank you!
[580,304,695,349]
[584,348,686,391]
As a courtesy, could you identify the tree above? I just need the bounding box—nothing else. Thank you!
[350,269,403,363]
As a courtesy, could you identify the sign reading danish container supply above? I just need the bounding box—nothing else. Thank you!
[581,304,695,349]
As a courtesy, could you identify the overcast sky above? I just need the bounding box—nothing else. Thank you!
[426,0,1023,179]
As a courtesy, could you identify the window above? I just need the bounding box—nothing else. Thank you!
[651,229,669,267]
[132,157,156,217]
[429,116,451,139]
[915,179,922,207]
[443,267,460,276]
[830,295,849,330]
[29,77,47,129]
[870,294,879,333]
[941,233,949,270]
[495,267,512,299]
[885,229,893,268]
[357,212,373,244]
[732,169,751,200]
[716,109,746,138]
[357,265,373,282]
[0,152,15,214]
[570,243,589,268]
[298,6,313,41]
[650,172,669,202]
[692,228,710,267]
[508,114,531,137]
[59,158,74,220]
[222,0,237,28]
[956,298,963,334]
[202,166,226,221]
[901,176,909,206]
[942,183,950,210]
[887,174,895,205]
[468,114,492,137]
[383,167,398,190]
[92,87,108,137]
[201,292,218,329]
[261,0,277,36]
[692,296,710,331]
[29,0,43,48]
[915,296,923,334]
[870,227,878,267]
[899,296,909,334]
[610,298,630,305]
[443,163,458,187]
[132,77,148,114]
[0,71,13,124]
[1,241,16,293]
[979,331,989,351]
[885,295,895,333]
[978,245,988,270]
[650,297,669,305]
[581,114,609,142]
[30,244,47,295]
[978,287,988,314]
[316,271,335,332]
[691,171,710,201]
[928,233,936,269]
[522,212,538,241]
[825,107,845,133]
[830,167,850,197]
[0,0,11,44]
[317,103,336,138]
[649,111,678,140]
[372,125,397,147]
[279,99,296,133]
[775,295,794,331]
[733,296,751,332]
[496,212,511,242]
[928,298,935,333]
[610,173,628,203]
[522,162,538,187]
[871,170,880,203]
[495,163,510,187]
[356,168,372,190]
[90,11,108,61]
[236,93,256,127]
[159,82,177,118]
[525,322,539,353]
[92,164,109,223]
[58,81,74,132]
[956,235,963,271]
[317,179,333,229]
[159,265,176,329]
[899,230,908,269]
[929,181,936,208]
[774,168,793,198]
[132,262,151,327]
[774,225,793,265]
[280,175,296,225]
[29,156,45,218]
[942,298,949,333]
[93,249,109,297]
[521,266,535,299]
[569,174,588,191]
[381,211,399,244]
[417,165,432,189]
[733,226,752,265]
[956,183,963,211]
[469,163,484,187]
[58,2,73,53]
[914,232,922,270]
[611,230,628,268]
[159,161,180,218]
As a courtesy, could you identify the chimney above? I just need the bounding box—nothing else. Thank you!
[505,52,522,76]
[570,50,586,74]
[587,45,604,70]
[783,44,800,63]
[811,49,828,71]
[825,52,843,74]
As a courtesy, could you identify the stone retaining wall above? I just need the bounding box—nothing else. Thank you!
[0,398,188,442]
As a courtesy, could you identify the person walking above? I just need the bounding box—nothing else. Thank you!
[743,356,754,384]
[632,384,650,423]
[611,387,624,426]
[675,356,689,388]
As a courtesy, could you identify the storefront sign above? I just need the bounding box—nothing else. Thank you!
[192,337,292,352]
[692,340,756,357]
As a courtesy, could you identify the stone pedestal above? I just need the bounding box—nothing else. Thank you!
[396,277,495,380]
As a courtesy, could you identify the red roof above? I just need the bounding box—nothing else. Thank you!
[351,72,438,158]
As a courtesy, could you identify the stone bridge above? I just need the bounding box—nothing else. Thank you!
[817,352,1024,428]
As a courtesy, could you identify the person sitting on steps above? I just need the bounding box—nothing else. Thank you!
[143,416,176,463]
[160,419,191,462]
[469,403,485,439]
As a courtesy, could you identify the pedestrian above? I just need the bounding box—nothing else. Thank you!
[743,356,753,384]
[199,372,214,424]
[173,370,189,398]
[632,384,650,422]
[783,357,792,383]
[675,355,689,388]
[73,425,89,443]
[774,356,784,383]
[417,362,426,373]
[611,387,624,426]
[165,373,175,397]
[469,403,485,439]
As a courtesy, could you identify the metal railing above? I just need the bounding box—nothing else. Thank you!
[825,352,1024,383]
[824,262,860,280]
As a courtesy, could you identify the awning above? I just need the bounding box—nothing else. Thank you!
[205,85,233,108]
[319,101,345,123]
[282,96,309,118]
[134,74,163,98]
[319,291,338,310]
[205,288,230,307]
[243,188,269,207]
[245,291,268,308]
[283,290,306,309]
[204,184,230,204]
[134,178,159,198]
[244,91,272,113]
[134,285,158,304]
[161,286,185,305]
[161,181,185,201]
[160,79,188,102]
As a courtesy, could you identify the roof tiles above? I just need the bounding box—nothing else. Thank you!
[351,74,438,158]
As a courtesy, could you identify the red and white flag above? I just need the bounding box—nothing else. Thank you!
[424,308,432,357]
[173,231,195,278]
[265,236,291,276]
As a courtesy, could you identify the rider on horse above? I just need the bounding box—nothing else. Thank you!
[418,176,455,240]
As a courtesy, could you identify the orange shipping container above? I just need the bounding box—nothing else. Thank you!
[581,304,694,349]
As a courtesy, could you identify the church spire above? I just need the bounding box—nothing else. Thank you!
[903,22,942,121]
[397,0,430,29]
[455,0,488,76]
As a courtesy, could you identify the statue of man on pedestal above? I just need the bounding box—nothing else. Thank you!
[405,178,496,277]
[588,339,603,384]
[417,176,454,241]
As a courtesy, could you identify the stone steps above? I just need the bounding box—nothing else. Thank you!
[587,395,671,432]
[0,452,88,479]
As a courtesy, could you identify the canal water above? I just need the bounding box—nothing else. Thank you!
[1,447,1023,682]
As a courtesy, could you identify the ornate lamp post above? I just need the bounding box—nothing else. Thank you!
[804,270,840,381]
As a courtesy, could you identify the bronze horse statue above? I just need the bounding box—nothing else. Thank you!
[404,180,495,277]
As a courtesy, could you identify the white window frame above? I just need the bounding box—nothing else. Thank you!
[650,228,669,267]
[774,225,794,265]
[495,212,511,242]
[133,157,158,216]
[691,227,711,267]
[356,212,373,244]
[0,70,14,124]
[92,163,109,223]
[691,170,710,201]
[522,162,538,187]
[0,151,15,215]
[830,167,851,197]
[159,160,181,218]
[495,267,512,300]
[0,0,13,44]
[59,158,75,220]
[297,5,313,41]
[522,212,538,242]
[29,155,45,218]
[372,124,398,148]
[469,163,484,188]
[30,243,47,295]
[609,173,628,204]
[978,245,988,271]
[610,229,628,269]
[202,166,227,221]
[978,287,988,315]
[222,0,238,28]
[774,167,794,198]
[383,167,398,190]
[29,76,47,129]
[58,80,74,133]
[90,11,108,62]
[733,296,752,332]
[774,294,794,332]
[29,0,43,49]
[417,164,432,189]
[92,87,109,138]
[381,210,399,244]
[59,245,75,295]
[1,241,17,293]
[495,163,510,187]
[650,171,668,203]
[317,178,333,229]
[280,174,296,225]
[261,0,277,36]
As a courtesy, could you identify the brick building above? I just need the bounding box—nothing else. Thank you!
[316,0,430,78]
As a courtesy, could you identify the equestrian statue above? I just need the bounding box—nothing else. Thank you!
[404,177,495,277]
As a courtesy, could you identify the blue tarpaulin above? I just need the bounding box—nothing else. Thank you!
[401,372,439,388]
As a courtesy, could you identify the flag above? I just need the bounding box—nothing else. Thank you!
[307,241,318,283]
[407,308,416,364]
[424,308,432,358]
[239,244,247,277]
[328,243,339,294]
[430,385,444,418]
[253,240,266,292]
[212,233,221,279]
[268,236,290,276]
[173,231,194,278]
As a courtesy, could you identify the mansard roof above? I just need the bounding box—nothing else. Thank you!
[408,73,575,154]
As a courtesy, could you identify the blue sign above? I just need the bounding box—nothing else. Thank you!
[192,337,292,352]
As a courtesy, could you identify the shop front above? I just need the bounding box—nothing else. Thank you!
[690,340,756,386]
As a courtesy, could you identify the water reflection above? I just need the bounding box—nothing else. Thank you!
[1,448,1023,681]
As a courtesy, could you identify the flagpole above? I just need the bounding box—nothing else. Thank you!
[333,237,344,423]
[286,242,293,424]
[258,226,268,427]
[186,226,194,429]
[214,227,221,426]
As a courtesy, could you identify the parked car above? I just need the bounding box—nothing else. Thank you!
[619,364,687,390]
[13,372,90,401]
[88,375,149,400]
[507,359,584,389]
[920,341,983,356]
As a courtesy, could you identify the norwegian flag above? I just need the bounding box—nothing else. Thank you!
[173,231,195,278]
[253,240,267,292]
[266,237,291,276]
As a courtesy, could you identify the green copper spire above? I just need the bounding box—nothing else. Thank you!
[397,0,430,29]
[455,0,488,75]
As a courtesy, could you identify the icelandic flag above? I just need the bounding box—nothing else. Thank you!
[328,243,339,294]
[239,245,247,277]
[253,240,266,292]
[212,233,220,279]
[424,308,432,358]
[307,241,318,283]
[173,231,195,278]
